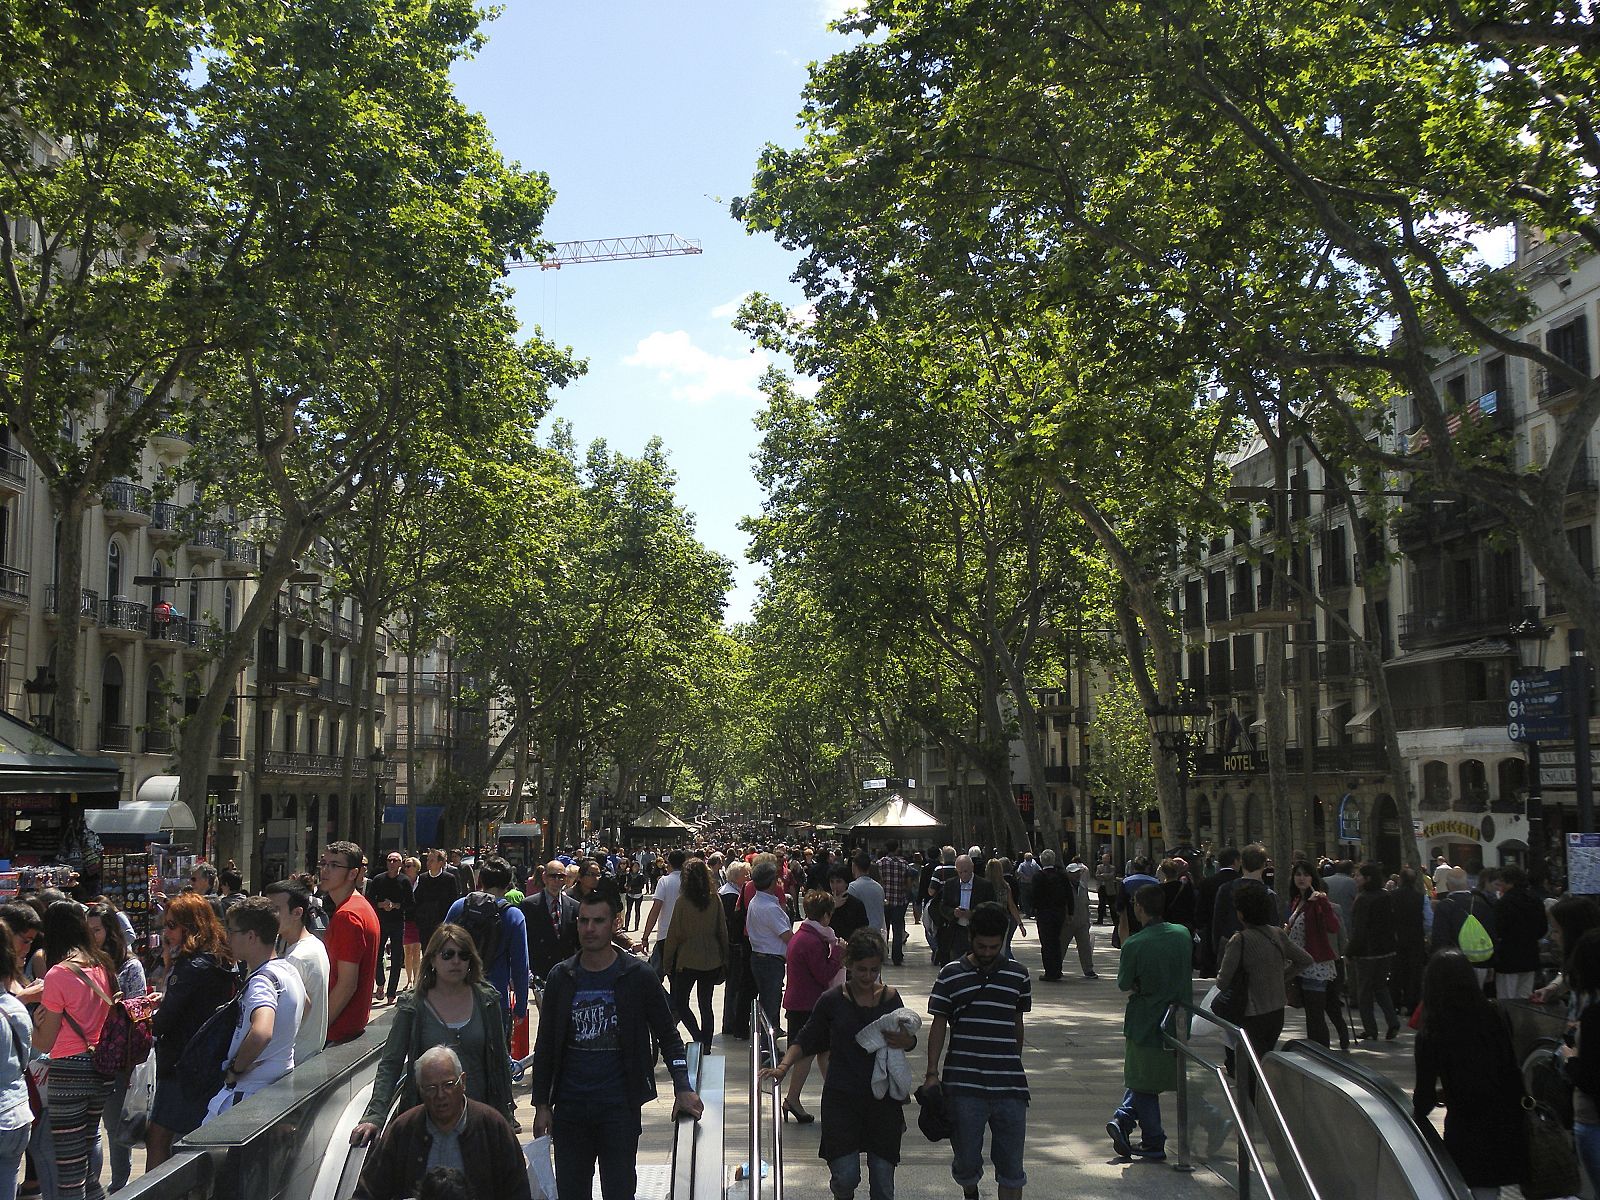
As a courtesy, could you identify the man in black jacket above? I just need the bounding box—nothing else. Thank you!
[531,891,702,1200]
[933,854,997,965]
[1491,863,1545,1000]
[1194,847,1240,978]
[521,859,580,982]
[1031,850,1073,981]
[365,851,413,1004]
[412,849,461,951]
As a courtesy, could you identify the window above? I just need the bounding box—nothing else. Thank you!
[102,656,124,725]
[224,586,234,632]
[107,540,123,598]
[1444,374,1467,407]
[1548,315,1592,375]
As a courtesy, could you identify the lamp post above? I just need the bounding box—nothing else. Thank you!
[1146,692,1209,854]
[1510,605,1554,880]
[22,665,56,736]
[370,746,386,855]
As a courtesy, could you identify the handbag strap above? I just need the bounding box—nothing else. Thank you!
[68,963,119,1009]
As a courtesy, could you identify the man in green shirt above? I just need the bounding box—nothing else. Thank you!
[1107,884,1192,1162]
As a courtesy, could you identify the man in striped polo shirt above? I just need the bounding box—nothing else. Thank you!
[925,902,1031,1200]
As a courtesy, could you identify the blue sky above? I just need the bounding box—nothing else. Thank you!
[452,3,854,622]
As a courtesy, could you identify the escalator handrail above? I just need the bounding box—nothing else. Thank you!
[1164,999,1325,1200]
[1274,1039,1473,1200]
[749,999,784,1200]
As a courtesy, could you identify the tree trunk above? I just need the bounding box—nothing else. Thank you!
[404,606,419,850]
[49,488,92,750]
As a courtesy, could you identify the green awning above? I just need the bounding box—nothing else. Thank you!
[0,711,120,801]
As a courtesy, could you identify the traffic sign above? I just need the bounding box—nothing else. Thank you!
[1510,716,1573,742]
[1511,668,1568,698]
[1508,694,1570,720]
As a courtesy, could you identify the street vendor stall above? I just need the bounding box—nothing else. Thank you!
[0,709,121,873]
[625,803,695,845]
[847,793,947,851]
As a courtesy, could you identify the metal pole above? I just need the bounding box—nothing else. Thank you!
[1527,740,1545,882]
[749,999,760,1200]
[1575,629,1595,835]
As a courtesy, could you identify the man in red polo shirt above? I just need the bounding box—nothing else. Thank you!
[319,840,381,1044]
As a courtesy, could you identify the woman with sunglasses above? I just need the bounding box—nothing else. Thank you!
[349,923,515,1147]
[146,893,236,1168]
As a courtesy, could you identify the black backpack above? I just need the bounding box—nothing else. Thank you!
[458,891,508,969]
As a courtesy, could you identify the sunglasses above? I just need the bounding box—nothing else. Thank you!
[436,947,468,962]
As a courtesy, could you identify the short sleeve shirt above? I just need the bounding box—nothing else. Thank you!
[324,891,381,1043]
[928,956,1031,1099]
[285,934,330,1064]
[652,871,682,939]
[42,962,115,1058]
[745,891,792,956]
[228,959,307,1092]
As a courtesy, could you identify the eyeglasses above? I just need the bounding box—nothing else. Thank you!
[317,859,356,871]
[436,947,467,962]
[545,871,565,879]
[420,1076,463,1096]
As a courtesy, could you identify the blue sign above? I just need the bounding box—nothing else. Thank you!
[1508,693,1570,720]
[1509,668,1568,698]
[1337,793,1362,844]
[1509,716,1572,742]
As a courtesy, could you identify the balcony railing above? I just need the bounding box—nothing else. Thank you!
[1230,590,1255,618]
[99,723,131,752]
[100,597,149,632]
[261,750,396,779]
[1397,594,1528,651]
[1319,644,1355,679]
[0,445,26,489]
[0,566,29,606]
[217,734,242,760]
[1394,700,1507,730]
[1205,595,1229,623]
[389,675,444,696]
[1231,666,1257,693]
[1538,366,1589,407]
[45,586,99,620]
[223,538,259,569]
[101,479,153,518]
[1317,560,1352,591]
[142,727,173,754]
[190,523,226,553]
[1182,605,1203,631]
[151,501,188,536]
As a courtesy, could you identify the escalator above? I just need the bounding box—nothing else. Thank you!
[1165,1001,1471,1200]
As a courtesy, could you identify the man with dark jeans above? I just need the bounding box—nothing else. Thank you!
[875,841,910,966]
[531,891,703,1200]
[365,852,412,1003]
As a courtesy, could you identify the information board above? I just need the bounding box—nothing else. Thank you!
[1568,833,1600,896]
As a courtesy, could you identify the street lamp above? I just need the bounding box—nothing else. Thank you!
[22,665,55,735]
[1146,692,1209,853]
[369,746,386,855]
[1511,605,1555,880]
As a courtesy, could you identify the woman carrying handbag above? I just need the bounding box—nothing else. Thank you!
[1284,861,1348,1051]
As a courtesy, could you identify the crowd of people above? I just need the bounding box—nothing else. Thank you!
[0,826,1592,1200]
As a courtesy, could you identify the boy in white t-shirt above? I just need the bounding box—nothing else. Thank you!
[210,897,307,1116]
[264,878,329,1067]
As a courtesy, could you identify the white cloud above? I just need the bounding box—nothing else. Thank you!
[624,331,769,405]
[816,0,858,22]
[710,292,752,320]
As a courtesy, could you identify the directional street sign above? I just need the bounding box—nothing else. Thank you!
[1508,694,1570,720]
[1511,668,1569,698]
[1510,716,1574,742]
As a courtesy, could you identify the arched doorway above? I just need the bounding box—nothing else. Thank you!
[1244,793,1264,845]
[1373,794,1402,873]
[1422,760,1451,810]
[1458,760,1488,811]
[1196,794,1214,847]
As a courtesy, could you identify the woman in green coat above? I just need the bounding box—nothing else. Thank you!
[1108,883,1194,1162]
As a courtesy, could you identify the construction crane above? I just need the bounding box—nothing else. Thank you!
[510,234,703,271]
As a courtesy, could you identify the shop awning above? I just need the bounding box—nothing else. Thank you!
[1346,700,1382,731]
[136,776,181,805]
[0,710,120,801]
[85,799,197,838]
[627,805,694,831]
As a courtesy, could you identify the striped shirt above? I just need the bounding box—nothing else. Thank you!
[929,956,1031,1098]
[875,855,910,908]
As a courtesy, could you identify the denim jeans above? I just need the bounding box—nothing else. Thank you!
[553,1097,642,1200]
[1575,1120,1600,1197]
[828,1151,895,1200]
[1113,1089,1165,1149]
[750,954,786,1035]
[0,1123,29,1200]
[948,1092,1028,1190]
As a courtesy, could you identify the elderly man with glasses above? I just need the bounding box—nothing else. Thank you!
[319,840,381,1045]
[354,1045,530,1200]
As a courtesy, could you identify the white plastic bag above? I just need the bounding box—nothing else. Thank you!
[525,1133,557,1200]
[1191,985,1238,1052]
[121,1050,155,1131]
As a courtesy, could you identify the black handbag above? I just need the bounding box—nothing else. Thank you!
[1522,1093,1581,1200]
[1211,930,1253,1024]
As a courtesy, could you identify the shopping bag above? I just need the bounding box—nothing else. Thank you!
[119,1050,156,1141]
[525,1133,558,1200]
[1191,985,1237,1051]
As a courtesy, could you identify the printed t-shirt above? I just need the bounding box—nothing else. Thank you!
[928,955,1031,1099]
[42,961,115,1057]
[557,954,627,1105]
[228,958,307,1094]
[325,890,381,1043]
[285,934,331,1064]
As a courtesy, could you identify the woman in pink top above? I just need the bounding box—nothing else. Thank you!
[34,902,117,1200]
[782,890,842,1123]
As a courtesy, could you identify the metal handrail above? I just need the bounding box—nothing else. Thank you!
[749,999,784,1200]
[1163,999,1324,1200]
